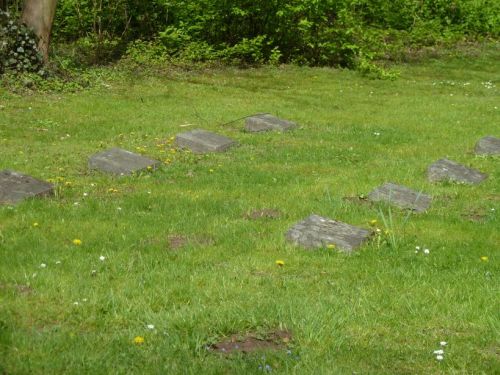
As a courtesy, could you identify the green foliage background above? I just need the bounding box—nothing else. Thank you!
[49,0,500,66]
[3,0,500,70]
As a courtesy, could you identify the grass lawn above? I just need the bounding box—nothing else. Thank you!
[0,48,499,374]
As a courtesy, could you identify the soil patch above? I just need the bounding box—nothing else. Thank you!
[342,195,371,205]
[0,283,32,294]
[167,234,214,250]
[210,329,292,354]
[244,209,282,220]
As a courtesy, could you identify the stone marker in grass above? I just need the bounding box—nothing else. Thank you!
[175,129,237,153]
[285,214,371,252]
[89,148,160,175]
[427,159,488,185]
[474,136,500,155]
[0,170,53,205]
[368,182,431,212]
[245,114,297,132]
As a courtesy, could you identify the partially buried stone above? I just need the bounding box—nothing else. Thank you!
[0,170,53,205]
[175,129,237,153]
[245,114,297,132]
[474,136,500,155]
[368,182,431,212]
[285,214,371,252]
[427,159,487,185]
[89,148,160,175]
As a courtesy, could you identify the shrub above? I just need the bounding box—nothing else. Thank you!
[0,10,43,75]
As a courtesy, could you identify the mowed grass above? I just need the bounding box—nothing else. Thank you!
[0,49,499,374]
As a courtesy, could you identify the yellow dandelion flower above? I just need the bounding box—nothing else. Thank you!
[33,222,39,227]
[369,219,378,226]
[275,260,285,267]
[147,166,153,171]
[327,243,336,249]
[72,239,82,246]
[209,169,214,173]
[64,181,73,187]
[480,256,489,262]
[134,336,145,345]
[108,188,119,193]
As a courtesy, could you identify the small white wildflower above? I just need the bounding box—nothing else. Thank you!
[424,249,430,255]
[55,260,61,264]
[90,183,96,187]
[99,255,106,261]
[82,298,88,302]
[83,192,88,197]
[373,132,381,136]
[440,341,447,346]
[73,301,79,306]
[436,355,444,361]
[147,324,155,330]
[117,207,122,211]
[415,246,420,250]
[147,191,152,194]
[433,349,444,355]
[40,263,47,268]
[73,202,80,206]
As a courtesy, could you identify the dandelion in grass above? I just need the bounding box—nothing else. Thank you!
[40,263,47,268]
[32,222,39,227]
[55,261,61,265]
[72,239,82,246]
[423,248,430,255]
[209,169,214,173]
[134,336,145,345]
[480,256,489,262]
[369,219,378,227]
[275,260,285,267]
[64,181,73,187]
[327,244,336,250]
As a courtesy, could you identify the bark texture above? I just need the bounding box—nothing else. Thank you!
[21,0,57,63]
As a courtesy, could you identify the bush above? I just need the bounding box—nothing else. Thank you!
[0,10,43,75]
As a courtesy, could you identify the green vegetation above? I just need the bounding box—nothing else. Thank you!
[0,47,499,373]
[2,0,500,74]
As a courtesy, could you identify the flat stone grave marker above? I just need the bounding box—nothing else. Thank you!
[285,214,371,252]
[89,148,160,175]
[175,129,237,153]
[0,170,54,205]
[245,114,297,132]
[427,159,488,185]
[475,136,500,155]
[368,182,431,212]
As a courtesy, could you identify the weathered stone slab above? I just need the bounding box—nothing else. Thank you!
[175,129,237,153]
[88,148,160,175]
[285,214,371,252]
[475,136,500,155]
[427,159,488,185]
[368,182,431,212]
[0,170,53,205]
[245,114,297,132]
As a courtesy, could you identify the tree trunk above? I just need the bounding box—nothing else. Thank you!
[21,0,58,63]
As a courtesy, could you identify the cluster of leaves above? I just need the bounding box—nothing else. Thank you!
[0,10,43,75]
